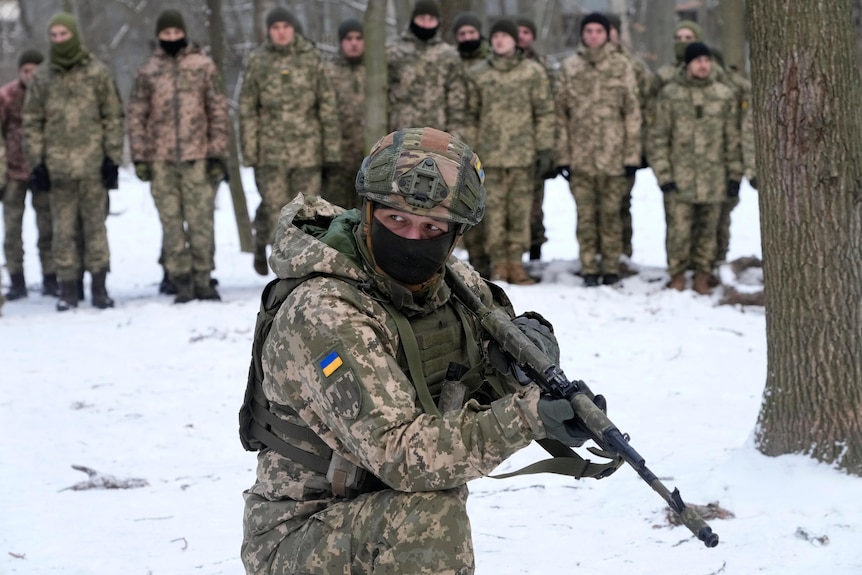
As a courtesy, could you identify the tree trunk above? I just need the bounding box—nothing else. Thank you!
[364,0,389,151]
[749,0,862,475]
[645,0,676,71]
[440,0,472,44]
[253,0,278,44]
[719,0,747,72]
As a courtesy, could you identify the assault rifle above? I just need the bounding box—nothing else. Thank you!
[446,267,720,548]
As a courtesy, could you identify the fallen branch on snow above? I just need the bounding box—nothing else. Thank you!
[60,465,149,491]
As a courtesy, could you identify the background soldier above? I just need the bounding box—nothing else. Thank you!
[322,19,365,211]
[127,9,229,303]
[554,13,641,287]
[386,0,466,138]
[22,12,124,311]
[239,7,341,276]
[1,49,56,300]
[465,19,555,285]
[648,42,742,295]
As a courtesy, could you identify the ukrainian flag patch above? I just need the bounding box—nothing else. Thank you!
[320,350,343,377]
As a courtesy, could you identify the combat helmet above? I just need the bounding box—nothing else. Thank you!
[355,127,486,233]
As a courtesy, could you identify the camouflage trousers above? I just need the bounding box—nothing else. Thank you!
[664,195,722,276]
[715,195,740,264]
[151,161,216,278]
[529,176,546,251]
[3,178,54,275]
[254,166,322,248]
[321,165,362,211]
[484,167,532,265]
[50,176,110,281]
[570,173,629,275]
[243,486,474,574]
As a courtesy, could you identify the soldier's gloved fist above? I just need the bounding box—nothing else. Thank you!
[660,181,677,194]
[624,165,639,178]
[101,157,119,190]
[556,165,571,181]
[537,396,591,447]
[726,179,741,198]
[30,163,50,193]
[534,150,556,180]
[487,312,560,385]
[207,158,228,184]
[134,162,152,182]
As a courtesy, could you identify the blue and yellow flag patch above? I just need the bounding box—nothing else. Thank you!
[320,350,343,377]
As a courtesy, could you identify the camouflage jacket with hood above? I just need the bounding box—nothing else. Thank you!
[0,79,32,181]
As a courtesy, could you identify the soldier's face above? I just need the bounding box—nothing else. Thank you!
[373,208,450,240]
[19,63,38,86]
[341,31,364,59]
[687,55,712,79]
[675,28,697,42]
[413,14,439,30]
[269,21,295,46]
[49,24,72,44]
[517,26,534,49]
[581,23,607,48]
[456,26,480,43]
[491,32,516,57]
[158,27,185,42]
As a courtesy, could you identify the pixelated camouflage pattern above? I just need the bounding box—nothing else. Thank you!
[521,46,558,85]
[716,195,740,263]
[721,67,755,180]
[555,43,642,176]
[50,176,110,280]
[457,38,490,68]
[386,32,467,139]
[571,174,630,276]
[664,196,722,276]
[648,69,743,204]
[614,44,653,112]
[239,36,341,168]
[323,55,365,210]
[22,55,124,179]
[127,44,229,162]
[3,179,53,275]
[0,79,32,181]
[253,165,322,247]
[242,193,546,574]
[482,166,532,264]
[465,54,555,167]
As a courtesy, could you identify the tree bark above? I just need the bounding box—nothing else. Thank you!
[749,0,862,475]
[719,0,747,72]
[364,0,389,152]
[645,0,676,71]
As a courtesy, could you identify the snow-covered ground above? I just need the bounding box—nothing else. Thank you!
[2,168,859,574]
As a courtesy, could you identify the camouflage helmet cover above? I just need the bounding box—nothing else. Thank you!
[355,127,486,229]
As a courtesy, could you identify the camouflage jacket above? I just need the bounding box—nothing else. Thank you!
[22,55,124,180]
[554,43,641,176]
[615,44,652,112]
[0,79,31,181]
[522,46,558,86]
[457,38,490,69]
[648,69,743,203]
[386,32,466,139]
[239,36,341,168]
[244,195,544,563]
[465,54,555,167]
[722,67,756,180]
[127,44,229,162]
[323,55,366,174]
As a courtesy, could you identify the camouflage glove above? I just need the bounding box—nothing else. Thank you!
[556,165,571,181]
[534,150,556,180]
[30,163,51,193]
[101,157,119,190]
[537,392,608,447]
[660,181,677,194]
[624,165,639,178]
[726,179,741,198]
[488,312,560,385]
[206,158,229,185]
[134,162,152,182]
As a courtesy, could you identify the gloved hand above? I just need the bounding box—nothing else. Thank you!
[30,163,50,192]
[134,162,152,182]
[101,157,119,190]
[624,165,639,178]
[206,158,228,184]
[660,181,677,194]
[488,312,560,385]
[749,177,758,190]
[537,392,608,447]
[556,165,571,181]
[534,150,556,180]
[726,179,741,198]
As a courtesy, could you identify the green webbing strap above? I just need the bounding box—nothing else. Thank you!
[490,441,624,480]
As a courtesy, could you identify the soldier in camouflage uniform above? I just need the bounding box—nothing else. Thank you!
[465,19,555,286]
[241,127,591,574]
[554,13,642,287]
[1,49,57,300]
[647,20,704,117]
[386,1,466,138]
[127,10,229,303]
[240,7,341,276]
[22,12,124,311]
[648,43,742,295]
[322,19,365,211]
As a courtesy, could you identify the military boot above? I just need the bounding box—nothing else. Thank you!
[508,262,536,286]
[668,273,686,291]
[91,270,115,309]
[193,271,221,301]
[693,272,712,296]
[5,273,27,300]
[158,268,177,295]
[42,273,59,297]
[490,262,509,283]
[529,245,542,262]
[582,274,600,288]
[76,277,85,301]
[253,244,268,276]
[56,280,79,312]
[172,274,194,304]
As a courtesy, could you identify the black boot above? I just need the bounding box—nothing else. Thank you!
[193,271,221,301]
[173,274,194,304]
[583,274,600,288]
[56,280,79,312]
[5,273,27,300]
[158,268,177,295]
[529,245,542,262]
[42,273,59,297]
[91,270,115,309]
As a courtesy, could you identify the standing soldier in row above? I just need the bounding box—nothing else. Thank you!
[648,42,742,295]
[1,49,57,300]
[554,13,641,287]
[322,19,365,211]
[127,9,229,303]
[466,19,555,285]
[240,7,341,276]
[23,12,124,311]
[386,0,465,138]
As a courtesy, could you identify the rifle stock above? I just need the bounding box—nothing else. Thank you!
[446,267,719,548]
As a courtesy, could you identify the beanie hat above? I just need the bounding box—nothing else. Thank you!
[338,19,363,42]
[516,17,536,37]
[605,13,622,32]
[676,20,703,40]
[155,9,186,35]
[580,12,610,37]
[18,49,44,69]
[266,7,298,29]
[49,12,80,38]
[684,41,711,65]
[489,19,518,43]
[412,0,440,19]
[452,12,481,34]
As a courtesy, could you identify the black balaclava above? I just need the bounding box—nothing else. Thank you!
[410,0,440,41]
[369,212,457,286]
[156,10,188,57]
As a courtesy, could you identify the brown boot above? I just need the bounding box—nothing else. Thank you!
[508,262,536,286]
[693,272,712,295]
[668,273,686,291]
[490,262,509,283]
